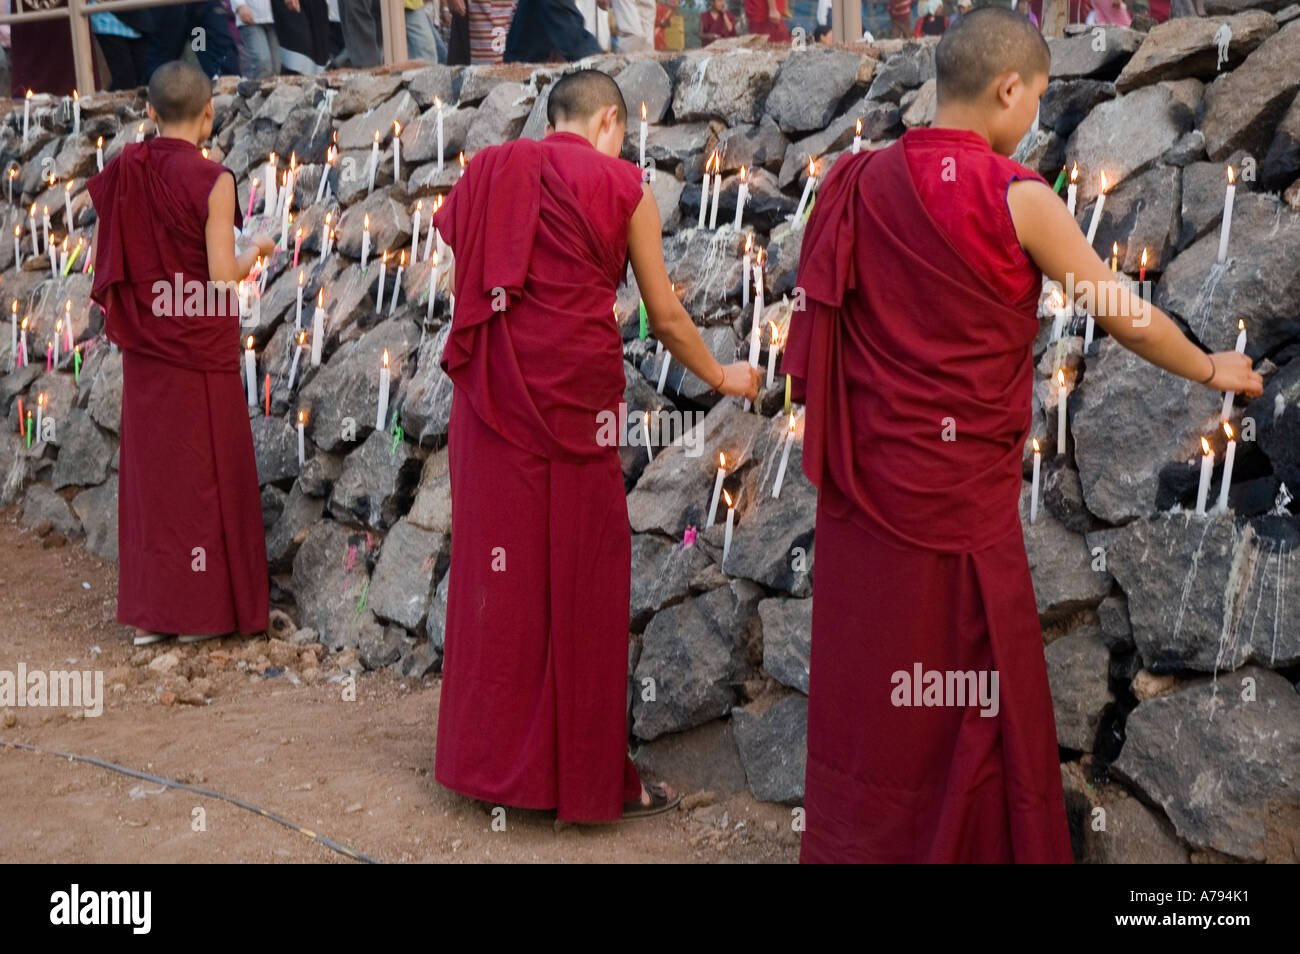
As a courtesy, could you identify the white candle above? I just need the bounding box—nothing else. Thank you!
[53,320,60,366]
[388,253,405,315]
[1030,438,1041,524]
[376,251,388,311]
[1194,437,1214,516]
[314,149,331,203]
[793,157,817,227]
[435,98,445,172]
[297,411,306,466]
[639,102,648,170]
[13,226,20,271]
[310,290,325,366]
[424,203,439,260]
[321,212,332,258]
[8,306,15,370]
[393,121,402,185]
[706,453,726,527]
[7,168,14,205]
[656,351,671,394]
[410,200,422,263]
[244,336,257,406]
[732,166,748,233]
[1217,166,1235,263]
[295,270,305,328]
[772,413,796,499]
[721,490,735,567]
[368,130,380,194]
[427,250,438,319]
[48,235,57,277]
[852,117,862,155]
[63,301,72,351]
[643,410,654,463]
[741,233,752,309]
[1056,369,1067,455]
[42,206,50,247]
[72,90,80,135]
[287,331,305,390]
[63,182,72,230]
[1216,423,1236,514]
[35,393,43,437]
[744,251,765,411]
[709,157,722,230]
[1084,171,1108,247]
[96,137,103,173]
[766,321,780,389]
[22,90,31,141]
[1066,163,1078,218]
[20,318,28,367]
[29,205,37,256]
[1049,288,1066,341]
[264,154,277,214]
[279,177,292,248]
[1084,312,1095,351]
[376,349,391,430]
[135,122,145,143]
[361,214,371,271]
[698,165,711,230]
[1220,319,1246,420]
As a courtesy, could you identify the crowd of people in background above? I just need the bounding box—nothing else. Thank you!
[4,0,1199,97]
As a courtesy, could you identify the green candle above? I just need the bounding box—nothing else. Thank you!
[73,346,81,383]
[638,300,647,340]
[1051,166,1067,195]
[25,410,32,448]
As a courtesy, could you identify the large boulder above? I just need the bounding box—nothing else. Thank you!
[1114,12,1277,92]
[1044,624,1114,752]
[327,429,423,531]
[765,49,863,134]
[1200,20,1300,161]
[671,50,781,125]
[367,517,448,632]
[731,695,808,805]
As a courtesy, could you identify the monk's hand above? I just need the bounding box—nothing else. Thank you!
[717,361,761,402]
[251,234,278,258]
[1204,350,1263,397]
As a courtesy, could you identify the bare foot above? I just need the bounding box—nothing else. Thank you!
[640,781,675,806]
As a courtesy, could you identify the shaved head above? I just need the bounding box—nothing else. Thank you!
[546,69,627,127]
[147,61,213,124]
[935,7,1051,103]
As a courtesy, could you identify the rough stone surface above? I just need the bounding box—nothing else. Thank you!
[731,695,808,805]
[1045,624,1114,752]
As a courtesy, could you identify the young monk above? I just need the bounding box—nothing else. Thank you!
[430,69,761,822]
[88,62,276,647]
[784,7,1262,863]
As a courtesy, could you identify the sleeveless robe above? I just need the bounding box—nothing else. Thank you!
[784,127,1073,863]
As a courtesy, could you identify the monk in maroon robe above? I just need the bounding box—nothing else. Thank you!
[431,70,759,822]
[784,8,1261,862]
[88,62,276,647]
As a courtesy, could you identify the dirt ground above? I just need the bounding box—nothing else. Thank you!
[0,507,799,864]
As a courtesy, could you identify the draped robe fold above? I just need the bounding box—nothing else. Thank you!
[783,128,1073,863]
[430,131,646,822]
[88,138,269,637]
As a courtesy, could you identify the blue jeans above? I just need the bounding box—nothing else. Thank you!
[239,23,282,78]
[405,5,443,62]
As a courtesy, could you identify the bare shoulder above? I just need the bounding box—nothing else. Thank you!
[1006,177,1063,239]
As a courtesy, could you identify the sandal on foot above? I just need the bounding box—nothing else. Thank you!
[177,632,226,644]
[622,781,681,820]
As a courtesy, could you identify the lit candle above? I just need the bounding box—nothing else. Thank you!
[708,152,721,230]
[244,336,257,405]
[24,408,32,448]
[458,151,466,179]
[1139,247,1148,285]
[361,214,371,271]
[73,344,81,383]
[639,102,648,169]
[53,319,61,366]
[28,205,37,256]
[45,342,52,373]
[64,300,72,351]
[744,249,765,411]
[7,167,15,204]
[793,157,817,227]
[721,489,735,567]
[12,225,20,271]
[393,121,402,184]
[698,154,712,230]
[367,129,380,194]
[732,165,748,233]
[1220,319,1246,420]
[292,227,303,268]
[376,250,388,312]
[64,236,83,275]
[22,90,32,141]
[706,452,727,527]
[19,316,28,367]
[375,349,391,430]
[1030,438,1042,524]
[1194,436,1214,516]
[47,234,58,277]
[772,412,796,498]
[279,179,292,248]
[427,249,438,319]
[310,289,325,366]
[1066,163,1078,218]
[1110,241,1118,273]
[1049,287,1066,341]
[644,410,654,464]
[7,303,14,370]
[852,117,862,155]
[424,196,441,260]
[435,97,445,172]
[35,392,44,436]
[1216,422,1236,514]
[42,205,50,247]
[1056,369,1067,455]
[62,181,72,229]
[410,199,422,262]
[1084,171,1108,247]
[321,211,332,257]
[741,232,753,309]
[136,121,145,143]
[297,410,306,466]
[71,89,80,135]
[58,234,68,274]
[766,321,781,388]
[96,137,104,173]
[287,330,306,390]
[314,149,331,204]
[264,153,277,214]
[388,250,405,316]
[1217,165,1235,263]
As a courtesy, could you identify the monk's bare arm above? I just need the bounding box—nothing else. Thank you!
[1008,179,1261,397]
[627,187,759,399]
[206,173,270,283]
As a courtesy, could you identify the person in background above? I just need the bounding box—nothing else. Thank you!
[1145,0,1171,21]
[404,0,442,59]
[654,0,685,49]
[272,0,333,72]
[814,22,833,43]
[337,0,383,66]
[698,0,737,44]
[744,0,790,42]
[613,0,655,51]
[888,0,912,37]
[91,6,153,90]
[1086,0,1131,24]
[235,0,281,77]
[949,0,970,25]
[142,1,241,81]
[504,0,604,61]
[466,0,517,62]
[914,0,946,35]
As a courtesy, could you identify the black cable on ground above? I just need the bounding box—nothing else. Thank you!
[0,738,382,864]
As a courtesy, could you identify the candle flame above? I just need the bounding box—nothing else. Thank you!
[768,319,778,343]
[1099,170,1109,193]
[364,213,370,229]
[1201,436,1211,455]
[299,410,306,424]
[722,489,732,508]
[399,250,406,266]
[1227,165,1235,184]
[382,249,388,263]
[202,147,209,159]
[744,232,753,252]
[739,165,747,181]
[788,412,796,432]
[56,319,62,332]
[298,269,305,286]
[12,225,18,238]
[373,129,380,142]
[807,156,816,177]
[1112,240,1118,255]
[29,203,35,216]
[65,299,70,312]
[1050,288,1065,309]
[20,317,26,330]
[382,349,389,368]
[459,152,466,167]
[855,117,862,136]
[73,89,78,101]
[1223,422,1234,440]
[97,136,102,148]
[755,247,766,267]
[434,96,442,108]
[298,331,305,345]
[416,199,423,211]
[38,392,44,407]
[26,90,32,99]
[1032,437,1040,453]
[1070,162,1078,182]
[65,180,72,193]
[317,288,324,307]
[1057,369,1065,387]
[325,212,332,225]
[641,102,647,120]
[1141,247,1148,267]
[246,335,254,349]
[138,122,144,133]
[718,452,726,468]
[1238,319,1245,331]
[296,226,303,239]
[270,152,277,165]
[394,121,401,136]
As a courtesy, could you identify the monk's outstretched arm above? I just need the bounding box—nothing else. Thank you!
[1008,179,1262,398]
[206,173,275,283]
[627,187,760,400]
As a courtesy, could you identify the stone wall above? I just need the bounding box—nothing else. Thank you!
[2,14,1299,861]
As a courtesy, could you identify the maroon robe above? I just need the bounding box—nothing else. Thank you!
[88,138,269,636]
[430,131,646,822]
[783,128,1073,862]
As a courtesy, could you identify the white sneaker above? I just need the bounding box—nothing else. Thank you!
[132,632,175,646]
[177,633,225,644]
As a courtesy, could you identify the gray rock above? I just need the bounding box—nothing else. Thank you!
[464,82,530,153]
[359,622,407,670]
[22,483,80,537]
[1098,594,1135,650]
[298,451,344,498]
[289,518,377,651]
[1045,624,1114,751]
[393,322,453,446]
[901,77,936,129]
[713,117,789,174]
[1111,666,1300,861]
[405,65,460,109]
[71,474,118,561]
[732,695,808,805]
[401,103,473,165]
[1115,12,1277,92]
[1040,79,1117,138]
[632,579,764,740]
[759,597,812,694]
[330,73,404,119]
[334,192,412,262]
[1201,20,1300,161]
[657,228,746,322]
[777,98,899,188]
[629,532,713,629]
[368,517,449,631]
[1178,160,1243,249]
[866,42,934,102]
[616,59,673,123]
[50,410,113,490]
[336,90,417,152]
[327,429,423,531]
[250,416,301,485]
[1105,514,1300,672]
[648,172,684,232]
[1060,763,1189,863]
[1020,481,1112,622]
[1262,92,1300,188]
[86,349,122,433]
[671,50,781,124]
[1242,357,1300,492]
[407,446,451,533]
[424,569,451,658]
[1086,163,1181,274]
[1072,339,1223,523]
[766,49,864,134]
[266,482,324,572]
[643,122,713,166]
[630,719,749,797]
[1048,27,1143,81]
